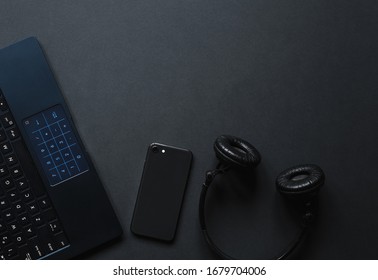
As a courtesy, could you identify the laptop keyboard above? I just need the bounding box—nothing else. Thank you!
[0,91,69,260]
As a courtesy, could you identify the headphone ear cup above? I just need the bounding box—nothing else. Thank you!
[276,164,325,197]
[213,135,261,168]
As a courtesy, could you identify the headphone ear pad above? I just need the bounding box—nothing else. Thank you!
[214,135,261,168]
[276,164,325,197]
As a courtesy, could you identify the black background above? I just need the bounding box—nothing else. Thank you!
[1,1,377,259]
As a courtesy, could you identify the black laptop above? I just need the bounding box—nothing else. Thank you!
[0,37,122,259]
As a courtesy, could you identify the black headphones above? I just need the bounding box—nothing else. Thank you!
[199,135,325,259]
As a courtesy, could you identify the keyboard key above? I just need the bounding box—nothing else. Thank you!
[0,165,8,177]
[3,210,15,221]
[52,152,63,166]
[31,131,43,144]
[66,161,79,175]
[64,132,76,146]
[30,242,44,258]
[38,198,50,210]
[42,156,54,170]
[40,127,52,141]
[47,221,61,234]
[0,113,15,128]
[46,139,58,154]
[47,168,60,186]
[15,178,28,190]
[4,245,17,258]
[61,148,73,161]
[1,177,13,189]
[0,234,11,246]
[38,143,49,157]
[8,221,20,233]
[26,202,39,215]
[0,142,12,155]
[57,164,69,180]
[0,198,9,210]
[18,214,30,227]
[5,154,17,166]
[14,202,25,214]
[37,225,50,239]
[10,166,23,178]
[21,191,34,203]
[50,123,62,137]
[45,241,56,253]
[13,232,26,246]
[54,232,69,248]
[7,190,20,203]
[24,225,36,239]
[58,119,70,134]
[6,128,19,140]
[32,215,43,227]
[55,136,67,149]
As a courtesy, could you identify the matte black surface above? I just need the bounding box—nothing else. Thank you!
[131,143,192,241]
[0,1,377,259]
[0,38,122,259]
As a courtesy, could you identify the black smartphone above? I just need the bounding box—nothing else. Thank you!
[131,143,192,241]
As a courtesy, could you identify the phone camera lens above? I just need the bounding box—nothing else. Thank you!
[151,145,159,153]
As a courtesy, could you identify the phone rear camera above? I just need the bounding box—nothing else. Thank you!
[151,145,159,153]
